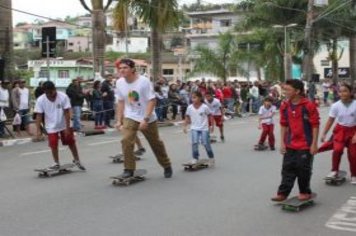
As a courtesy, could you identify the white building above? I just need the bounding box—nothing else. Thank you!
[106,33,149,53]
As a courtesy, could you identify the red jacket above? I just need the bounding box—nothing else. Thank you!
[280,98,320,150]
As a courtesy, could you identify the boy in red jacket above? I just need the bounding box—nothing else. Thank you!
[271,79,320,202]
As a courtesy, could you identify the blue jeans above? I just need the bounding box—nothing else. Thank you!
[191,130,214,159]
[72,106,82,131]
[0,107,5,136]
[93,100,103,126]
[103,101,114,126]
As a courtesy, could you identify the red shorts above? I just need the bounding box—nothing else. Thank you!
[209,115,223,127]
[48,128,75,149]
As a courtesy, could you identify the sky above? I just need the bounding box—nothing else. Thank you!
[12,0,237,25]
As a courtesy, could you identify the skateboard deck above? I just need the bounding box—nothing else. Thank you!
[109,154,141,163]
[324,170,347,186]
[35,163,75,177]
[110,169,147,186]
[183,159,210,171]
[280,193,317,212]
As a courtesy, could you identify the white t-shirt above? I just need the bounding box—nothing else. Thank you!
[205,98,222,116]
[34,91,71,133]
[0,87,9,107]
[19,87,30,110]
[329,100,356,127]
[116,75,157,123]
[249,86,259,98]
[186,103,211,131]
[322,82,330,92]
[258,105,276,124]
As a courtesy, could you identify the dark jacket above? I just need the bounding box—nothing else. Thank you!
[66,83,84,106]
[100,80,115,102]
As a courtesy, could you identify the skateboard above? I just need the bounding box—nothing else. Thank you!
[109,153,141,163]
[183,159,211,171]
[110,169,147,186]
[35,163,75,177]
[254,144,268,151]
[280,193,317,212]
[324,170,347,186]
[210,135,217,143]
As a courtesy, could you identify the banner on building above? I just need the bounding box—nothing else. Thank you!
[324,67,350,78]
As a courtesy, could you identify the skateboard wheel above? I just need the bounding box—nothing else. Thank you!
[112,180,118,185]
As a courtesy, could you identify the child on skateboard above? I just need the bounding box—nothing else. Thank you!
[34,81,86,170]
[320,83,356,184]
[271,79,319,202]
[183,91,215,166]
[205,92,225,142]
[256,97,276,150]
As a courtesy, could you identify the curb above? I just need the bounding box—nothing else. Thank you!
[0,122,176,147]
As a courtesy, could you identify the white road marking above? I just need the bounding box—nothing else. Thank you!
[326,196,356,233]
[20,148,65,156]
[88,140,119,146]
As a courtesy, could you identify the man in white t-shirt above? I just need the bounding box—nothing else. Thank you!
[115,59,172,178]
[34,81,86,170]
[256,97,276,150]
[18,80,32,135]
[322,79,331,105]
[205,92,225,142]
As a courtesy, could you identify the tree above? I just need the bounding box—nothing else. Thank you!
[0,0,14,81]
[193,32,239,82]
[113,0,180,81]
[79,0,114,76]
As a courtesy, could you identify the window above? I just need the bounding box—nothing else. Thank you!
[69,42,74,46]
[220,19,232,27]
[163,69,174,75]
[58,70,69,78]
[39,70,49,78]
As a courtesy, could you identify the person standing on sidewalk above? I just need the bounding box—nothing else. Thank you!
[92,80,104,129]
[271,79,320,202]
[101,75,115,128]
[35,81,86,170]
[17,80,32,135]
[66,78,85,132]
[115,59,172,178]
[0,80,10,138]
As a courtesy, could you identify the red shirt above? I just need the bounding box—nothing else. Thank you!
[280,98,320,150]
[215,89,224,102]
[222,87,233,99]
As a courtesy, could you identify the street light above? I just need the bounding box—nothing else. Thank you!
[273,23,298,81]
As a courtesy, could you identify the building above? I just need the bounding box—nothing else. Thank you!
[185,9,244,50]
[67,36,91,52]
[13,28,32,50]
[106,31,149,53]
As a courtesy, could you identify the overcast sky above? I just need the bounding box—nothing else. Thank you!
[12,0,237,25]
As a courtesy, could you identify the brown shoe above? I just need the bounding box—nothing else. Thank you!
[298,193,311,201]
[271,194,287,202]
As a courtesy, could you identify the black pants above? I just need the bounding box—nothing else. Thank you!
[277,148,314,196]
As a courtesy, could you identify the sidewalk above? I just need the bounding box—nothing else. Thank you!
[0,119,175,147]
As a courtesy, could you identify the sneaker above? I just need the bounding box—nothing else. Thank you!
[271,194,287,202]
[189,159,198,165]
[208,158,215,167]
[298,193,312,201]
[220,136,225,142]
[326,171,338,178]
[270,147,275,151]
[134,148,146,156]
[48,163,60,170]
[164,166,173,178]
[351,177,356,185]
[121,169,134,178]
[73,160,86,171]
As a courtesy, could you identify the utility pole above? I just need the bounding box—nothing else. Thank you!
[46,36,50,80]
[302,0,315,82]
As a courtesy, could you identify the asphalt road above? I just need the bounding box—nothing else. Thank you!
[0,107,355,236]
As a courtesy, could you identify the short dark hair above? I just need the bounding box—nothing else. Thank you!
[285,79,304,95]
[339,82,354,98]
[119,58,135,68]
[192,91,204,102]
[264,96,274,103]
[42,81,56,91]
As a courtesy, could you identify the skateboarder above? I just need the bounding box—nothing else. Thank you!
[271,79,319,202]
[255,97,276,150]
[34,81,86,170]
[115,59,172,178]
[320,83,356,184]
[183,91,215,166]
[205,92,225,142]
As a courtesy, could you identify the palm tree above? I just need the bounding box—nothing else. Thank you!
[0,0,14,81]
[113,0,179,81]
[79,0,113,76]
[193,32,239,82]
